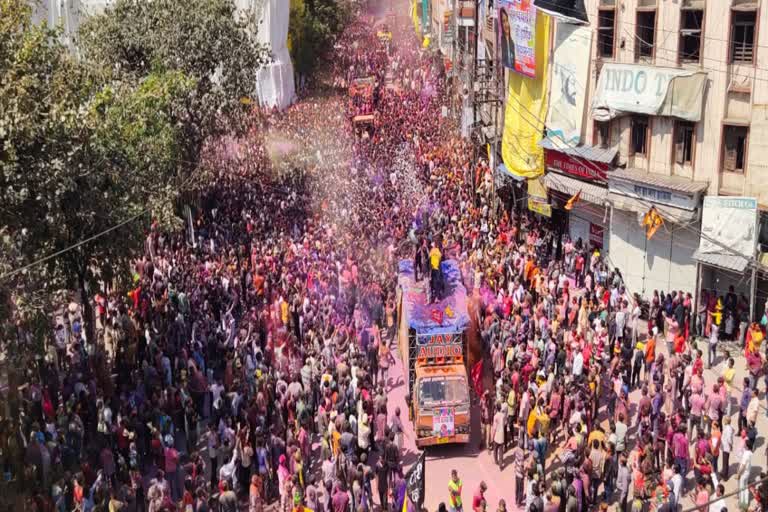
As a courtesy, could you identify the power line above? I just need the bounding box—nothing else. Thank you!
[523,1,768,54]
[0,210,149,282]
[501,82,768,277]
[0,144,238,283]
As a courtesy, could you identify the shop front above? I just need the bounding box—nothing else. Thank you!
[539,139,615,251]
[693,196,760,322]
[607,168,708,297]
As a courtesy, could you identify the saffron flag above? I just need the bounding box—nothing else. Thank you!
[643,206,664,240]
[471,359,484,397]
[564,190,581,210]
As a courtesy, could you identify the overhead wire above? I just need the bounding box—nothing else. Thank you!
[0,133,293,283]
[514,3,768,87]
[499,64,768,278]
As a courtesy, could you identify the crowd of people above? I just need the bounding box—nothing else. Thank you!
[4,4,768,512]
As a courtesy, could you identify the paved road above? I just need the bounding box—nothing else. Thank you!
[385,329,768,512]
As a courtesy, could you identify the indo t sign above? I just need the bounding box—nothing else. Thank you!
[592,63,707,122]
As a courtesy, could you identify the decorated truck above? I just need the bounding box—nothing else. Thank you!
[396,259,484,447]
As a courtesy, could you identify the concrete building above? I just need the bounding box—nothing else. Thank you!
[536,0,768,307]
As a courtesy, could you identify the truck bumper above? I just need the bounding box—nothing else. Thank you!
[415,434,470,447]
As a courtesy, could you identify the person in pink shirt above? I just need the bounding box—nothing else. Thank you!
[672,427,691,484]
[705,383,724,435]
[664,313,679,355]
[164,441,181,502]
[693,479,709,512]
[690,370,704,395]
[689,391,706,433]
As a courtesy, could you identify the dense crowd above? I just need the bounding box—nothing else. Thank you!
[4,6,768,512]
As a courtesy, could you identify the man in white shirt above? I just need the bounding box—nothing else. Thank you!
[738,440,754,508]
[709,484,726,512]
[631,302,642,343]
[721,416,734,480]
[668,464,683,511]
[572,351,584,378]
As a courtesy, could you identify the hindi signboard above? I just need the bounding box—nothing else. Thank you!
[497,0,536,77]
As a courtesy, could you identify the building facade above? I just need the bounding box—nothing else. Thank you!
[538,0,768,306]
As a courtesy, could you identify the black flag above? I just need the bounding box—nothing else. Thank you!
[405,451,426,509]
[533,0,589,25]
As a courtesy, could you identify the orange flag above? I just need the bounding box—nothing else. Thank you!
[643,206,664,240]
[564,190,581,210]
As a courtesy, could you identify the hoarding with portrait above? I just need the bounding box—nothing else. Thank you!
[497,0,536,77]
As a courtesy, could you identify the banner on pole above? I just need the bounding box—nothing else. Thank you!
[500,12,551,178]
[546,23,591,147]
[405,451,426,509]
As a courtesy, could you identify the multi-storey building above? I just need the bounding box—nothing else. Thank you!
[528,0,768,312]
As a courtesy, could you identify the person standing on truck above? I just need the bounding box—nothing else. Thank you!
[414,238,427,282]
[448,469,463,512]
[429,242,443,303]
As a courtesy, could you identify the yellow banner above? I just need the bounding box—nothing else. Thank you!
[412,0,420,34]
[501,12,551,179]
[528,198,552,217]
[527,177,547,200]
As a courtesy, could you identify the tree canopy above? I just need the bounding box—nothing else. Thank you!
[289,0,353,79]
[0,0,270,347]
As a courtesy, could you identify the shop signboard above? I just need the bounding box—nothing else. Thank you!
[528,198,552,217]
[699,196,758,257]
[545,149,608,181]
[592,63,708,122]
[609,179,698,211]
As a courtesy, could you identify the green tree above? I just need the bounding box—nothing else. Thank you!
[78,0,271,182]
[289,0,353,80]
[1,0,269,347]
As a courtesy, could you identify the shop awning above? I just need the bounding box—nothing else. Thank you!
[539,137,617,164]
[607,167,708,223]
[610,168,709,195]
[692,250,750,273]
[542,172,608,205]
[608,192,699,223]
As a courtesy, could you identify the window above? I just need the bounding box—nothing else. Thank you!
[630,116,650,156]
[597,9,616,58]
[674,121,695,166]
[595,121,612,148]
[635,11,656,62]
[722,125,749,173]
[679,9,704,63]
[730,11,756,64]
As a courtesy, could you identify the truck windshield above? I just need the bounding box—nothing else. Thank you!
[418,377,468,408]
